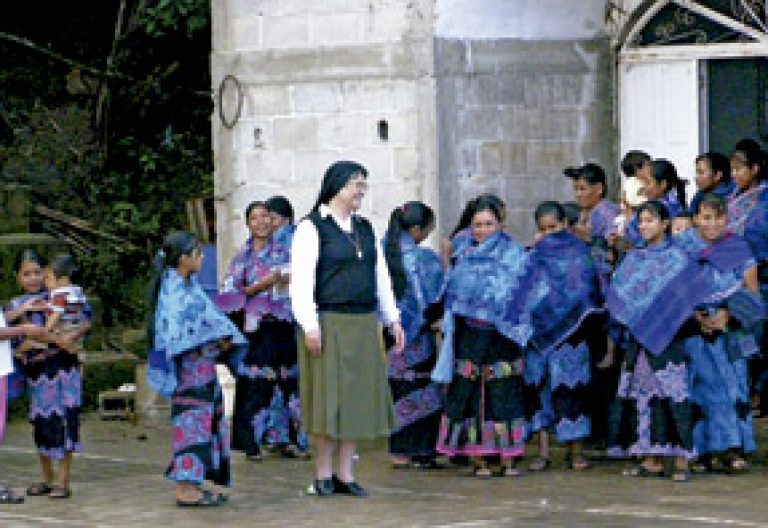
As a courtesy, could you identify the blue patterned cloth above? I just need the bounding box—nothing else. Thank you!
[272,224,296,249]
[606,239,714,356]
[524,230,603,356]
[398,233,444,343]
[432,231,534,383]
[689,180,734,215]
[148,269,247,398]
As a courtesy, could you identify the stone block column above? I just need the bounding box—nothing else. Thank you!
[211,0,438,278]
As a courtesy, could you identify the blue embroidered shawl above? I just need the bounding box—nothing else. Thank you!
[523,230,603,356]
[148,268,247,397]
[396,233,444,344]
[689,180,734,215]
[433,231,533,383]
[606,239,714,356]
[589,200,619,239]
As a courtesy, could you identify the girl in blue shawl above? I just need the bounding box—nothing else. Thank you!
[383,202,445,469]
[434,195,530,478]
[524,202,602,472]
[622,159,687,249]
[148,231,247,507]
[679,194,760,473]
[607,201,708,482]
[727,139,768,416]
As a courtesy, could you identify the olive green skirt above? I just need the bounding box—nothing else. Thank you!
[299,312,395,440]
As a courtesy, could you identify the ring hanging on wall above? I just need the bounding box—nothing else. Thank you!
[218,74,243,129]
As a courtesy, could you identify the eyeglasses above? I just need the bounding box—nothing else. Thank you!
[346,180,369,191]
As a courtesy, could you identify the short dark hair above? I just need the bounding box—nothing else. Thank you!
[244,201,268,222]
[695,152,731,183]
[266,195,294,224]
[564,163,608,197]
[621,150,652,177]
[49,254,80,281]
[534,200,566,224]
[694,193,728,216]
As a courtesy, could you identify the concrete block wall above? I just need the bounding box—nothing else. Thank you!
[435,38,614,244]
[212,0,438,277]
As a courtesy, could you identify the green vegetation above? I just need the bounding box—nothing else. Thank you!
[0,0,213,327]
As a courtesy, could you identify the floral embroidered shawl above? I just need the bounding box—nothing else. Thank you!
[523,230,603,356]
[432,231,533,383]
[606,239,714,356]
[148,268,246,398]
[396,233,444,344]
[219,236,293,332]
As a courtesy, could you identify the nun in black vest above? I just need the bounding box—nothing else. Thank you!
[290,161,405,497]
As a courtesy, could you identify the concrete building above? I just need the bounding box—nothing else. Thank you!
[211,0,768,275]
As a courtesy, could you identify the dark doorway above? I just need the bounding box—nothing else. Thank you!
[707,58,768,154]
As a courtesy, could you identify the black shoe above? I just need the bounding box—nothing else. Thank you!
[313,478,334,497]
[332,475,368,497]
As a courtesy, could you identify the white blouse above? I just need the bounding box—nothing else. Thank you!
[289,204,400,334]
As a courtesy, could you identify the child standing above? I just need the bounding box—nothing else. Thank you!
[525,202,602,471]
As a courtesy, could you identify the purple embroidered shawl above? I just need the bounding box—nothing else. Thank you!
[523,230,603,356]
[220,236,293,332]
[606,239,714,356]
[589,200,620,239]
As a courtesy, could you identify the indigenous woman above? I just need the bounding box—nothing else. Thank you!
[563,163,619,245]
[606,201,714,482]
[291,161,405,498]
[6,250,88,499]
[148,231,246,507]
[433,195,531,478]
[726,139,768,415]
[623,159,689,249]
[224,201,306,460]
[689,152,733,215]
[677,194,759,473]
[562,163,617,445]
[383,202,444,469]
[524,201,603,472]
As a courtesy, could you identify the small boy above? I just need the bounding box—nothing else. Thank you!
[43,255,89,354]
[671,212,694,236]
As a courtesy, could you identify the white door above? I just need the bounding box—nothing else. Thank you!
[619,59,700,196]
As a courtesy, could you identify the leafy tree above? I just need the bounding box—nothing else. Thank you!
[0,0,213,327]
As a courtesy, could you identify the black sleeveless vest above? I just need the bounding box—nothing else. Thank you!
[309,210,377,313]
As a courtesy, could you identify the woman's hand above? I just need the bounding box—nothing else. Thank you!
[245,272,280,296]
[305,329,322,358]
[390,321,405,354]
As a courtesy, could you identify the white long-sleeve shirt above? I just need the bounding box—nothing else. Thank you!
[289,204,399,334]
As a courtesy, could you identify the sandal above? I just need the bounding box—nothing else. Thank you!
[473,466,492,479]
[245,452,263,462]
[570,455,590,471]
[26,482,52,496]
[503,466,523,478]
[176,489,225,508]
[412,459,447,470]
[0,487,24,504]
[391,458,412,470]
[48,485,71,499]
[672,470,691,483]
[528,458,551,472]
[624,465,664,478]
[724,457,749,474]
